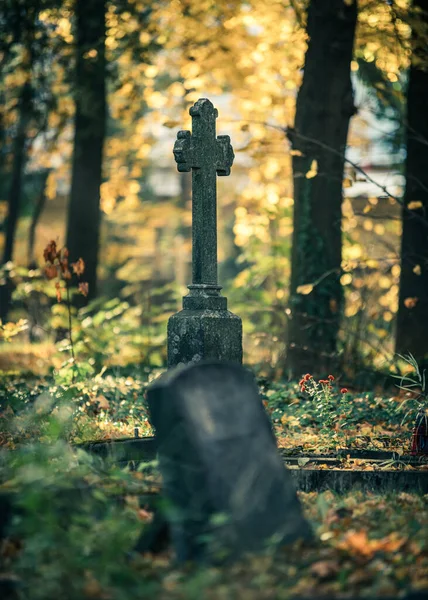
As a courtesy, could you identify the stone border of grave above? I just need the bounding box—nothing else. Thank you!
[74,436,428,494]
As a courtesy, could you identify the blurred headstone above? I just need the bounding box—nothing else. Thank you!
[145,361,312,562]
[168,98,242,367]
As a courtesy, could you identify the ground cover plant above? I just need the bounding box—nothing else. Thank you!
[0,358,425,458]
[1,329,427,598]
[1,434,427,599]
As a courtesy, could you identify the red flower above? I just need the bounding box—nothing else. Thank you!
[300,385,306,392]
[341,388,348,394]
[328,375,335,381]
[304,374,312,382]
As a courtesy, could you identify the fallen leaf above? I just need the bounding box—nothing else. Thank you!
[311,560,339,580]
[96,395,110,410]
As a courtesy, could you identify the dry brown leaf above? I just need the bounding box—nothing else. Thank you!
[311,560,339,580]
[96,395,110,410]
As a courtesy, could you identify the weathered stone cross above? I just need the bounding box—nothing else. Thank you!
[167,98,242,367]
[173,98,234,290]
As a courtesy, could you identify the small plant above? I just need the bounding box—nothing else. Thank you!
[43,240,88,382]
[299,373,350,435]
[392,353,428,455]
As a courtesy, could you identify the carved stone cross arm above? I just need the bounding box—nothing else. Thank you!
[173,100,234,174]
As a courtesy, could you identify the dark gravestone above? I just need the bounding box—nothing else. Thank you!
[146,361,312,562]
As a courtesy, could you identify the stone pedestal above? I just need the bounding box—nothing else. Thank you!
[168,284,242,367]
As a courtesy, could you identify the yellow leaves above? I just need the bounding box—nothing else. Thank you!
[139,32,151,45]
[404,297,418,309]
[46,172,57,200]
[391,264,401,278]
[290,149,304,157]
[168,82,185,97]
[56,17,73,44]
[305,159,318,179]
[351,60,359,71]
[407,200,423,210]
[129,180,140,194]
[343,178,353,188]
[146,91,167,109]
[145,65,158,78]
[0,319,28,342]
[413,264,422,276]
[296,284,314,295]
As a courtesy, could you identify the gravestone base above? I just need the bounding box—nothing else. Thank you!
[167,309,242,367]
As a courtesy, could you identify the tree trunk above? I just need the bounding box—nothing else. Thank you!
[396,0,428,366]
[66,0,106,302]
[285,0,357,378]
[27,169,49,268]
[0,81,32,322]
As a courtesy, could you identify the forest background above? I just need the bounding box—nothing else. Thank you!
[1,0,427,384]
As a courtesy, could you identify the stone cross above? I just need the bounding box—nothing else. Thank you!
[167,99,242,367]
[173,98,234,288]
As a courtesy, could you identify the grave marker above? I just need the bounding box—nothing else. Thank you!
[168,98,242,367]
[145,361,312,562]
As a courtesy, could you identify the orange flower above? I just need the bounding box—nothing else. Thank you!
[55,281,62,303]
[78,282,89,297]
[71,257,85,277]
[62,267,72,280]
